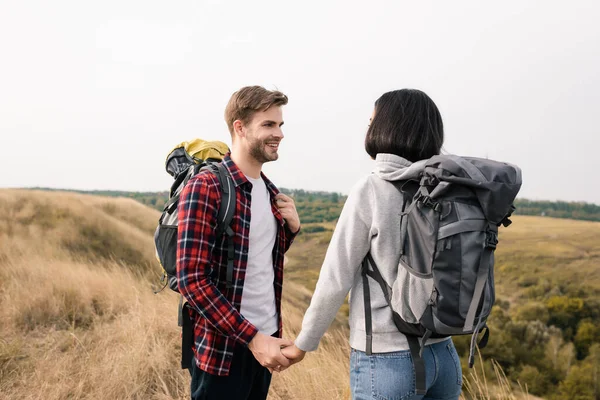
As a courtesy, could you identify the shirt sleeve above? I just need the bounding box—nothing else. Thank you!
[176,175,258,346]
[295,177,374,351]
[283,224,299,252]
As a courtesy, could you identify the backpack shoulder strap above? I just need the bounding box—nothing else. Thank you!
[204,162,236,288]
[212,162,236,236]
[361,253,427,395]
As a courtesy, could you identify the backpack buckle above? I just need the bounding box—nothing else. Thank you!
[419,196,442,212]
[485,230,498,249]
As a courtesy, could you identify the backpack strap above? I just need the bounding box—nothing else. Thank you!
[463,224,497,332]
[160,166,197,223]
[180,300,194,370]
[361,258,373,356]
[213,163,235,236]
[362,253,427,396]
[406,335,428,396]
[468,320,490,368]
[205,162,236,289]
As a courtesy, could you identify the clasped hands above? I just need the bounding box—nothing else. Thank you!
[248,332,306,373]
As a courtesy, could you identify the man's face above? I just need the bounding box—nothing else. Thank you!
[243,106,284,164]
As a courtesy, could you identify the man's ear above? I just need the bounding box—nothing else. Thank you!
[233,120,245,140]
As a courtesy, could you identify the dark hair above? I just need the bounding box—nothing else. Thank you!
[365,89,444,162]
[224,86,288,135]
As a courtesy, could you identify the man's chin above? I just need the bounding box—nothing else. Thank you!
[262,148,279,162]
[261,155,279,164]
[251,151,278,164]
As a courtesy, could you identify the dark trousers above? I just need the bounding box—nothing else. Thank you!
[188,345,272,400]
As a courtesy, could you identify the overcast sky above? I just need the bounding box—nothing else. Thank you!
[1,1,599,204]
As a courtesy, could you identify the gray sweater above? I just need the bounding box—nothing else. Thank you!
[295,154,447,353]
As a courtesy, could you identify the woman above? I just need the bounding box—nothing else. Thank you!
[282,89,463,399]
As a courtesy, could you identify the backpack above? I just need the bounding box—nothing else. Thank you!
[153,139,236,369]
[154,139,235,294]
[362,154,521,396]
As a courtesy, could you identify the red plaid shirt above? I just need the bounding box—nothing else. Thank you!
[176,154,297,376]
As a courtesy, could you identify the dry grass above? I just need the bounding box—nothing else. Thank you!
[270,287,352,400]
[0,190,187,399]
[461,351,541,400]
[0,190,575,399]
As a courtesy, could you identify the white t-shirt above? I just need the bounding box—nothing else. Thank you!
[240,175,278,335]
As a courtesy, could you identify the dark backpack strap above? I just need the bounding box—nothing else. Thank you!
[361,257,373,356]
[162,193,181,215]
[362,253,393,355]
[160,166,197,223]
[364,253,393,306]
[468,318,489,368]
[204,162,236,289]
[406,335,427,396]
[395,180,418,256]
[180,300,194,370]
[463,231,495,332]
[213,163,235,236]
[363,252,427,396]
[465,226,495,369]
[213,163,236,288]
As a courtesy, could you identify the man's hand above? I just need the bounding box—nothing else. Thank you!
[275,193,300,233]
[248,333,293,373]
[281,344,306,366]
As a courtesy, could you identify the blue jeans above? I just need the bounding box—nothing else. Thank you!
[350,339,462,400]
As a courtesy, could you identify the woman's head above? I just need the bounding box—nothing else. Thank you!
[365,89,444,162]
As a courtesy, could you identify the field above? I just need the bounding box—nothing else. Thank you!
[1,189,598,399]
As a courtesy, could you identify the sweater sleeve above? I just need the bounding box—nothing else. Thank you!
[295,176,374,351]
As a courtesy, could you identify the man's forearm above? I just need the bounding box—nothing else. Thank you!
[179,272,258,345]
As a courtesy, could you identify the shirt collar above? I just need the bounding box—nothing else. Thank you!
[221,153,280,197]
[221,153,248,188]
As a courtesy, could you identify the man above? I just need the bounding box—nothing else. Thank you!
[177,86,300,400]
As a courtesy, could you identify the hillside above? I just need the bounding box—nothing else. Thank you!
[1,189,596,398]
[287,217,600,398]
[0,189,354,399]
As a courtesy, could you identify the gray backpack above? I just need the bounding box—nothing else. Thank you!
[362,155,521,396]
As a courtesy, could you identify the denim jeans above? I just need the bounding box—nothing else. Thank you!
[350,339,462,400]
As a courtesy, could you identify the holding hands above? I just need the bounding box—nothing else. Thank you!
[249,333,306,374]
[281,344,306,366]
[248,333,293,373]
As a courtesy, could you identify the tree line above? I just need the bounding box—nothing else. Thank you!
[31,188,600,224]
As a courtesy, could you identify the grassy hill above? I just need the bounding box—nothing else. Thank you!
[1,189,597,398]
[287,218,600,399]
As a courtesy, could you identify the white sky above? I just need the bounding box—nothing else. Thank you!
[1,1,599,203]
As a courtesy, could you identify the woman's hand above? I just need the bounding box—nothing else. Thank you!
[281,344,306,366]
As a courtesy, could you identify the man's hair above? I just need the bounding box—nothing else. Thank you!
[224,86,288,135]
[365,89,444,162]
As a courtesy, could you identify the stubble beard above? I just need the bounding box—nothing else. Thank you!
[248,137,278,164]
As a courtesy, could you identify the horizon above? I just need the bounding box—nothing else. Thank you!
[8,185,600,207]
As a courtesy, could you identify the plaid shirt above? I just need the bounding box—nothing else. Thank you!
[176,154,297,376]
